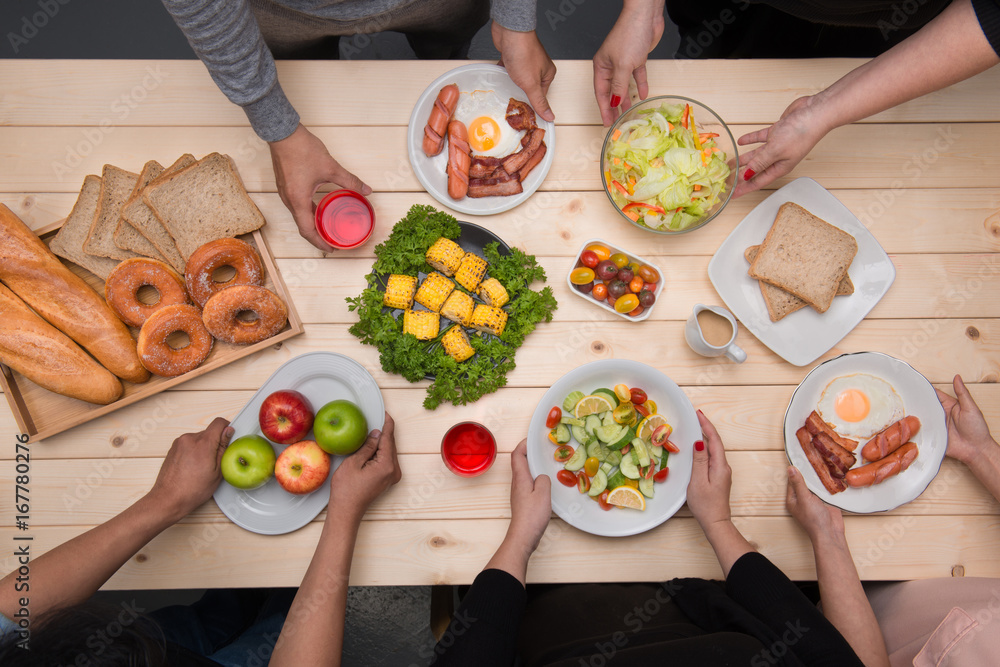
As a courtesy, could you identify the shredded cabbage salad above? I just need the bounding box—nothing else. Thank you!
[604,103,731,232]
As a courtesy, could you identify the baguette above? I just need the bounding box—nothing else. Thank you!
[0,285,122,404]
[0,204,150,384]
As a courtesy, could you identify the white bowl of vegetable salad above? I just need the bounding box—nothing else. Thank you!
[602,96,737,234]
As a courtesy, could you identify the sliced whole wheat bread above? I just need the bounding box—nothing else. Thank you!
[744,244,855,322]
[144,153,265,259]
[84,165,141,261]
[120,154,195,273]
[747,203,857,314]
[49,175,120,281]
[114,160,169,263]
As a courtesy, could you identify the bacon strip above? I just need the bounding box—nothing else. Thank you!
[506,98,536,131]
[517,142,546,181]
[468,176,523,198]
[501,128,545,176]
[469,156,503,179]
[797,427,846,494]
[805,411,859,452]
[812,432,857,479]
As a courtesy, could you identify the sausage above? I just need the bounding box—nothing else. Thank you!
[861,416,921,462]
[845,442,919,488]
[422,84,460,158]
[447,120,471,200]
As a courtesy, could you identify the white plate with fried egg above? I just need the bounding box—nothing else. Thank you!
[407,64,555,216]
[783,351,947,513]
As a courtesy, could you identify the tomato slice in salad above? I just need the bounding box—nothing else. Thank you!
[597,490,613,511]
[545,406,562,429]
[556,470,577,487]
[554,445,574,462]
[576,471,591,494]
[653,467,670,483]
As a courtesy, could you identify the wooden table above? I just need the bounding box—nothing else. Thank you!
[1,60,998,589]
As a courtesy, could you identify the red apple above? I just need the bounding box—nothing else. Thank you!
[259,390,314,444]
[274,440,331,495]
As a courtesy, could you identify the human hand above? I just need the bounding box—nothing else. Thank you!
[785,466,845,543]
[149,417,233,521]
[593,0,665,126]
[328,413,402,524]
[269,124,372,252]
[506,439,552,554]
[492,22,557,122]
[733,95,832,198]
[686,410,733,532]
[937,375,997,464]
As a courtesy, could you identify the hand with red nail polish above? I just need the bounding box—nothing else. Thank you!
[686,410,733,532]
[743,168,756,181]
[592,1,665,127]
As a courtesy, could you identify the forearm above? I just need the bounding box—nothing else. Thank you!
[812,532,890,667]
[484,527,534,587]
[701,519,755,578]
[811,0,998,132]
[961,438,1000,501]
[0,493,178,618]
[270,513,360,667]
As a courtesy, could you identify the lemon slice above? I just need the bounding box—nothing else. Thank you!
[637,414,670,441]
[606,485,646,510]
[574,394,615,418]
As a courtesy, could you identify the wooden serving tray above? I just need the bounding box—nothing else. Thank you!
[0,223,304,443]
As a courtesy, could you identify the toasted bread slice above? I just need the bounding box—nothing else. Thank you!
[144,153,265,259]
[113,160,169,263]
[744,245,854,322]
[748,203,857,314]
[49,175,120,281]
[120,154,195,273]
[84,165,141,261]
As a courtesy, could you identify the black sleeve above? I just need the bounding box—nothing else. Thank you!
[725,552,864,667]
[428,568,525,667]
[973,0,1000,56]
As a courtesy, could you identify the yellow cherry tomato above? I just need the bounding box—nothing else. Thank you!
[614,293,640,313]
[585,244,611,262]
[570,267,596,285]
[610,253,629,268]
[645,400,657,415]
[584,456,600,477]
[613,401,637,426]
[614,384,631,401]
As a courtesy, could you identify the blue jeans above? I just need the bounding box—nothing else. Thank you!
[150,588,295,667]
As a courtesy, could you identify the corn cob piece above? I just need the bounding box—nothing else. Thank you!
[477,277,509,308]
[440,291,474,326]
[470,304,508,336]
[413,272,455,313]
[382,274,418,309]
[442,326,475,362]
[402,309,439,340]
[426,238,465,276]
[455,254,488,292]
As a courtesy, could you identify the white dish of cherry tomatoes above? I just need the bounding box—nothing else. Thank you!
[567,239,663,321]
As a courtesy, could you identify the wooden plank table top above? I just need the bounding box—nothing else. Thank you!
[0,59,998,589]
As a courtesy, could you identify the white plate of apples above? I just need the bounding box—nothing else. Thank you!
[213,352,385,535]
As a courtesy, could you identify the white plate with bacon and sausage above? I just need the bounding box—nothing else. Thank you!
[783,351,947,513]
[407,64,555,216]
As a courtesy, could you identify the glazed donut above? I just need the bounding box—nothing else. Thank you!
[137,304,214,377]
[185,238,264,308]
[105,258,189,327]
[203,285,288,345]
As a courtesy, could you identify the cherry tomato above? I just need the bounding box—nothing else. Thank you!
[575,281,594,294]
[592,283,608,300]
[639,290,656,308]
[642,464,655,480]
[621,443,631,455]
[629,277,644,293]
[595,260,618,282]
[628,262,642,274]
[665,440,681,454]
[610,253,629,268]
[547,430,560,445]
[554,445,574,462]
[608,280,628,300]
[570,267,595,285]
[586,244,611,262]
[597,490,613,511]
[630,388,647,404]
[627,305,644,317]
[645,400,657,414]
[614,294,640,313]
[580,250,599,269]
[584,456,600,477]
[613,401,637,425]
[614,384,631,401]
[642,281,657,292]
[546,406,562,428]
[607,294,618,308]
[618,267,634,284]
[638,265,660,283]
[653,467,670,483]
[556,470,577,487]
[634,403,650,418]
[577,471,591,493]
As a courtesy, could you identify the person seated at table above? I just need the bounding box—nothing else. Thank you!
[0,414,401,666]
[591,0,999,196]
[160,0,555,252]
[428,413,888,666]
[863,375,1000,665]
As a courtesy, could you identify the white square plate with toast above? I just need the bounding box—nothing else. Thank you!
[708,177,895,366]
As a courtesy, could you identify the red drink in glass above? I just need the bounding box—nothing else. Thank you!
[441,422,496,477]
[315,190,375,249]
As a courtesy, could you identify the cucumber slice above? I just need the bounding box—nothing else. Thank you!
[586,440,604,459]
[607,470,629,490]
[659,451,670,469]
[551,424,570,444]
[639,477,655,499]
[571,425,590,446]
[588,469,608,496]
[620,453,640,479]
[563,391,585,411]
[607,426,635,451]
[584,414,601,436]
[602,411,616,429]
[592,388,620,408]
[564,444,587,471]
[600,461,614,475]
[596,424,625,444]
[650,443,664,458]
[606,450,623,466]
[561,415,585,427]
[632,438,651,467]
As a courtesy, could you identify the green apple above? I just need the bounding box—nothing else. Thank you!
[221,435,276,489]
[313,400,368,455]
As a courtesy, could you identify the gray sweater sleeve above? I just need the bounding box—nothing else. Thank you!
[491,0,537,31]
[161,0,300,142]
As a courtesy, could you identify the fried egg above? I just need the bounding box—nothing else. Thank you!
[817,373,904,440]
[453,89,525,158]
